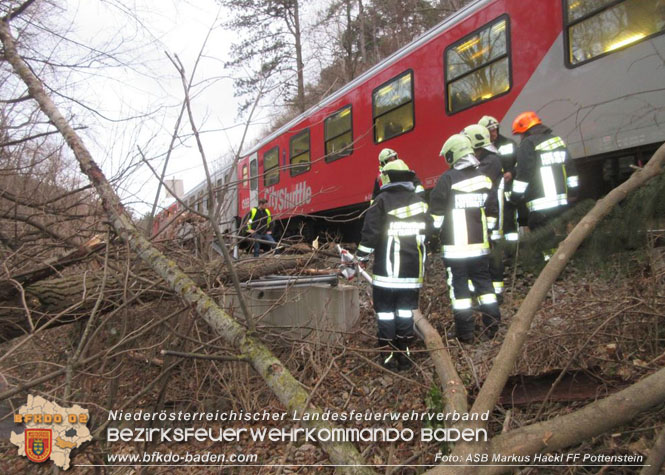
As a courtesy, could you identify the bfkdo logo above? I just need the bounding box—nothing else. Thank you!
[25,428,52,463]
[10,395,92,470]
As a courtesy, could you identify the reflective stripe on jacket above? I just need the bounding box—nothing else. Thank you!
[429,167,497,259]
[495,134,517,176]
[357,182,429,289]
[247,207,272,233]
[512,125,578,213]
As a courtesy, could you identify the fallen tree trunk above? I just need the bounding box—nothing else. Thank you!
[227,255,316,282]
[414,310,468,414]
[0,269,167,342]
[0,235,105,301]
[0,254,315,342]
[641,424,665,475]
[482,366,665,475]
[423,144,665,474]
[472,142,665,419]
[0,19,373,473]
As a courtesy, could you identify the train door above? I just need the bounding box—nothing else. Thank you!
[249,152,259,209]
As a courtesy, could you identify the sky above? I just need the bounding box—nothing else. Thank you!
[54,0,267,214]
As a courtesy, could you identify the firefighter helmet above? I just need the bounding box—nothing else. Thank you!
[479,115,499,130]
[380,158,410,184]
[440,134,474,165]
[463,124,491,149]
[512,111,542,134]
[378,148,398,166]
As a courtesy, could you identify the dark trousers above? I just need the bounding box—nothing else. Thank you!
[489,242,505,296]
[252,233,276,257]
[527,205,566,230]
[503,200,519,240]
[373,286,419,349]
[444,255,501,339]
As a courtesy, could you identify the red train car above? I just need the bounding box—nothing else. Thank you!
[236,0,665,240]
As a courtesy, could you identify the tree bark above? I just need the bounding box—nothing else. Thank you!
[422,144,665,474]
[0,19,373,473]
[471,142,665,419]
[482,367,665,475]
[292,0,306,112]
[424,363,665,475]
[0,255,315,341]
[0,235,104,301]
[413,310,468,414]
[641,424,665,475]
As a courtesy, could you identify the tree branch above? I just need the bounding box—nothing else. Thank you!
[471,142,665,419]
[0,18,373,473]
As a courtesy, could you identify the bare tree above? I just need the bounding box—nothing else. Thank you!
[1,9,375,472]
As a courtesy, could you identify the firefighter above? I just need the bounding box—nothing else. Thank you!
[246,198,276,257]
[463,123,505,301]
[429,134,501,343]
[510,111,579,230]
[371,148,424,201]
[356,159,428,370]
[479,115,520,241]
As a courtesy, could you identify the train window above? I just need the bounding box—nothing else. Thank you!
[324,105,353,162]
[250,157,258,191]
[445,16,511,114]
[242,164,248,186]
[565,0,665,66]
[263,146,280,186]
[372,71,414,143]
[290,129,311,176]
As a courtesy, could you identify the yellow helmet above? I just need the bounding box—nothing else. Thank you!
[463,124,491,149]
[380,158,410,184]
[440,134,474,165]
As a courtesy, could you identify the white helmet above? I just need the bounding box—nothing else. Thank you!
[479,115,499,130]
[378,148,398,166]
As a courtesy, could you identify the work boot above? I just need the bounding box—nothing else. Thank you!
[376,343,398,370]
[394,337,414,371]
[454,333,474,344]
[396,350,412,371]
[377,350,398,370]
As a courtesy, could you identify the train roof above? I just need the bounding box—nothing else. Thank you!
[182,162,236,200]
[242,0,490,157]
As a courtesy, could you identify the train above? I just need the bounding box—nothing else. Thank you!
[154,0,665,243]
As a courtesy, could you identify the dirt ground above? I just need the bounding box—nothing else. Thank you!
[1,244,664,474]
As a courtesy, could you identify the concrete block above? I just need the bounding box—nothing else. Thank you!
[225,284,359,344]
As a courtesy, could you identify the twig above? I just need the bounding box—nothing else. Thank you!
[160,349,248,362]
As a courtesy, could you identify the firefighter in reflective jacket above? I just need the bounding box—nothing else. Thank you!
[429,134,501,343]
[357,159,428,370]
[510,111,579,229]
[479,115,520,241]
[371,148,425,201]
[463,123,506,301]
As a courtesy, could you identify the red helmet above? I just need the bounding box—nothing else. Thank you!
[512,111,542,134]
